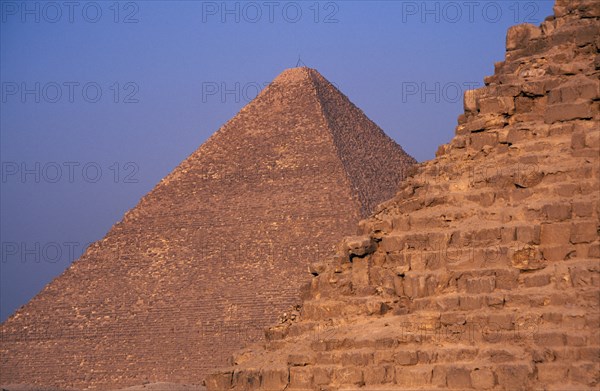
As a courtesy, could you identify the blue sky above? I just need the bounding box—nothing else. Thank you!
[0,0,555,321]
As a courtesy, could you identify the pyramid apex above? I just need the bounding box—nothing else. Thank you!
[272,66,318,84]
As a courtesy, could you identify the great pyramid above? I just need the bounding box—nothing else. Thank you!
[205,0,600,390]
[0,68,416,388]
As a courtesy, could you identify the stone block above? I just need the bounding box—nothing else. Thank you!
[479,96,515,115]
[570,221,598,243]
[494,269,519,290]
[516,225,541,244]
[570,363,599,386]
[470,368,495,389]
[261,368,289,390]
[352,257,370,286]
[343,236,376,257]
[312,366,332,385]
[289,366,313,388]
[392,214,410,231]
[446,366,472,389]
[395,350,418,366]
[540,223,571,245]
[466,276,495,294]
[464,89,478,113]
[470,132,498,150]
[379,235,405,253]
[495,364,532,390]
[536,363,569,384]
[506,23,542,51]
[204,371,232,391]
[542,203,571,221]
[544,102,592,123]
[395,366,433,387]
[511,246,546,270]
[542,245,575,261]
[334,366,363,385]
[363,365,388,385]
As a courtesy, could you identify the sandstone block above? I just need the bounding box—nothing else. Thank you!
[289,366,313,388]
[204,371,232,391]
[544,102,592,123]
[537,364,569,384]
[516,225,541,244]
[464,89,478,113]
[470,367,495,389]
[312,366,332,385]
[341,351,372,366]
[543,203,571,221]
[511,246,546,270]
[395,350,418,366]
[343,236,376,257]
[470,132,498,150]
[542,245,575,261]
[363,365,388,385]
[495,364,532,390]
[495,269,520,289]
[392,214,411,231]
[380,234,405,253]
[352,257,370,287]
[334,366,363,385]
[523,273,551,287]
[446,366,472,389]
[506,23,542,51]
[548,76,599,103]
[466,276,495,294]
[462,114,507,133]
[570,363,599,386]
[570,221,598,243]
[395,366,433,387]
[540,223,571,245]
[261,368,289,389]
[479,97,515,115]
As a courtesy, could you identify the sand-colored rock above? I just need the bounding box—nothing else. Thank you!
[206,1,600,389]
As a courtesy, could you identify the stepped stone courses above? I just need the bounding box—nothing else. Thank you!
[0,69,416,388]
[206,0,600,390]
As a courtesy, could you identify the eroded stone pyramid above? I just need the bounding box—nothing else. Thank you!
[205,1,600,390]
[0,68,416,388]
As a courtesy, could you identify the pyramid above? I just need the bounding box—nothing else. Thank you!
[0,68,416,388]
[206,1,600,390]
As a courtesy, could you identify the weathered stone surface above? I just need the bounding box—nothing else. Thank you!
[206,3,599,389]
[342,236,376,258]
[544,101,593,123]
[506,23,542,51]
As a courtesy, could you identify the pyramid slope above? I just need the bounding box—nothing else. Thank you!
[0,68,415,388]
[206,1,600,390]
[307,69,416,216]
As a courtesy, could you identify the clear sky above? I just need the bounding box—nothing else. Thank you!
[0,0,555,321]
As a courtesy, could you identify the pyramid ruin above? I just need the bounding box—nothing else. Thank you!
[0,69,416,388]
[205,0,600,390]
